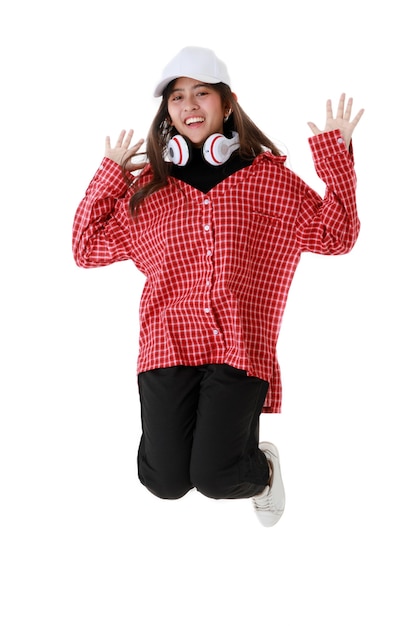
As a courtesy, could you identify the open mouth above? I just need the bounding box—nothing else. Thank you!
[185,116,205,126]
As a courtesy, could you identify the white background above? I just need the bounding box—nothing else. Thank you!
[1,1,416,624]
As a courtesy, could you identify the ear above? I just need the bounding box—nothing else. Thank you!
[231,92,238,102]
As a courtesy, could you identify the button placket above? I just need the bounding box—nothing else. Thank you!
[201,196,219,337]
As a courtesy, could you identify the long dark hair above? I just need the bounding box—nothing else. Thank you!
[125,81,282,216]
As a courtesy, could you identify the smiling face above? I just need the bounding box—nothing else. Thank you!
[167,77,229,147]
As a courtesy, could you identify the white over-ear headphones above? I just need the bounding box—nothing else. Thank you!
[167,131,240,166]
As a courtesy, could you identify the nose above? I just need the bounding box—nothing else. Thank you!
[183,94,198,111]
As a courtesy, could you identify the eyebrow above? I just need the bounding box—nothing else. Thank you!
[170,83,210,94]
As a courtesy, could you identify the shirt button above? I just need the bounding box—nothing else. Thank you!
[206,280,211,287]
[207,250,212,257]
[213,329,219,335]
[337,137,344,144]
[204,224,210,231]
[204,307,210,313]
[204,199,209,205]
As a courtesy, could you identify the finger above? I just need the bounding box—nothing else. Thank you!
[105,135,111,150]
[125,138,145,159]
[122,138,146,167]
[131,138,145,152]
[350,107,365,129]
[307,121,321,135]
[344,97,353,120]
[122,129,135,149]
[326,99,334,121]
[336,93,346,119]
[115,129,127,147]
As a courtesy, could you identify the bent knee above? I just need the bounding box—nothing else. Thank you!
[138,451,193,499]
[191,468,227,500]
[140,477,192,500]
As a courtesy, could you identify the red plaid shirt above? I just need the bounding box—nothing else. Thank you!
[73,130,359,412]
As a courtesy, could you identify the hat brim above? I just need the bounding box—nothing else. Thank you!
[153,73,224,97]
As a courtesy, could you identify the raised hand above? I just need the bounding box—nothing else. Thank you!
[105,129,146,170]
[308,94,364,147]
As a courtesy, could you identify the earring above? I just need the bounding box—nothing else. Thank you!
[224,110,232,122]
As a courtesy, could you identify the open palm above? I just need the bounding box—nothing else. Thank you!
[308,94,364,147]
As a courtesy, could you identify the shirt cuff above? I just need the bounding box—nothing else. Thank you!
[308,129,351,161]
[94,157,135,190]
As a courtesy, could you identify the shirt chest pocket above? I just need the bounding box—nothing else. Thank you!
[248,209,292,261]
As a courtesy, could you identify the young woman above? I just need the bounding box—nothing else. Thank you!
[73,46,364,527]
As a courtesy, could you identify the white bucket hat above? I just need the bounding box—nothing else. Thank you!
[153,46,231,97]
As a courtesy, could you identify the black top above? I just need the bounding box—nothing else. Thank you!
[170,147,253,194]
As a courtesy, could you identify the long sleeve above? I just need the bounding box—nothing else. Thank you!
[296,129,360,254]
[72,158,135,268]
[71,136,362,413]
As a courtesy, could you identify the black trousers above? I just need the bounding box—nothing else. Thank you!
[137,364,270,500]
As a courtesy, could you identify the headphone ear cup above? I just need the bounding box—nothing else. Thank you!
[203,132,240,166]
[167,135,191,166]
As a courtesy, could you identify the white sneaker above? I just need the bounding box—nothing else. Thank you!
[252,442,285,527]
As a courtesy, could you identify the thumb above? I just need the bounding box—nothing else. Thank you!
[307,122,321,135]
